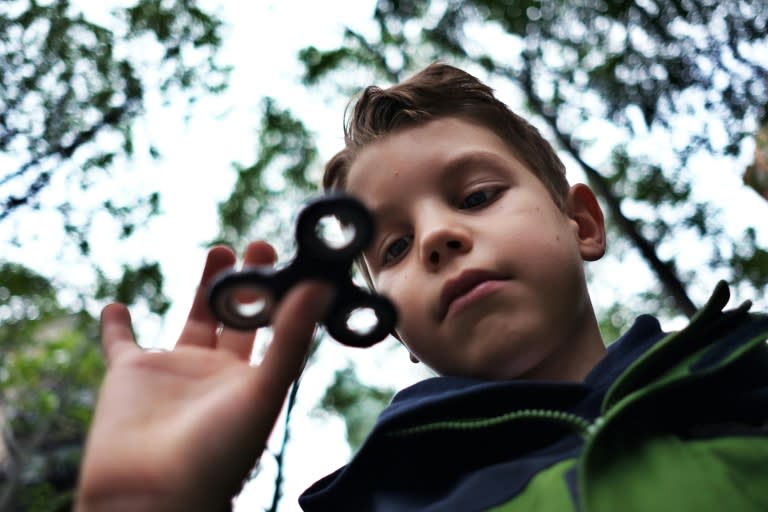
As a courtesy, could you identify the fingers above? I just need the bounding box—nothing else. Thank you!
[253,281,334,414]
[241,240,278,267]
[100,303,138,365]
[216,241,278,359]
[177,246,237,348]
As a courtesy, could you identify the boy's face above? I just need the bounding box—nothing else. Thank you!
[345,117,605,380]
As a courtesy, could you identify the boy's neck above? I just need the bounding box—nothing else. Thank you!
[518,306,606,383]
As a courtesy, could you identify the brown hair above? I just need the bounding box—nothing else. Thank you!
[322,62,569,208]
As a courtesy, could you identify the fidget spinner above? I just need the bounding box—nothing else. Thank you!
[206,193,397,348]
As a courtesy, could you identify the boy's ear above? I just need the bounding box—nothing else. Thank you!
[566,183,606,262]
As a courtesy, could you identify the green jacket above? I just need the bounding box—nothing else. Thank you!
[300,282,768,511]
[502,282,768,511]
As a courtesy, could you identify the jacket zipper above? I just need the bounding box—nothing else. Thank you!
[388,408,598,439]
[388,409,603,510]
[577,326,768,512]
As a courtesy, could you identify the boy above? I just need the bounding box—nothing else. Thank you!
[76,64,768,511]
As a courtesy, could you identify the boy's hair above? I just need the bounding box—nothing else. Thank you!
[322,62,569,209]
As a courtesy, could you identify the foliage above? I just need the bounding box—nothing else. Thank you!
[212,97,319,253]
[94,261,170,316]
[744,119,768,199]
[1,0,228,256]
[0,0,228,508]
[0,263,104,511]
[319,366,394,451]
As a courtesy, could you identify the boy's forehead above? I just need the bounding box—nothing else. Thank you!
[344,117,526,209]
[345,135,415,213]
[345,157,406,221]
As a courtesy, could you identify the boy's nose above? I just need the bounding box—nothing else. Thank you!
[420,227,472,270]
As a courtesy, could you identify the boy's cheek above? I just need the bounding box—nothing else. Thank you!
[373,273,400,304]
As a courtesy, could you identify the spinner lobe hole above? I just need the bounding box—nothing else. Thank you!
[316,214,357,250]
[231,287,272,320]
[345,306,379,337]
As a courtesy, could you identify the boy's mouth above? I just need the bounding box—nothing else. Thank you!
[439,269,508,320]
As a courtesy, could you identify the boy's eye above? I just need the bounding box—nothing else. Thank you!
[382,236,412,265]
[460,188,500,209]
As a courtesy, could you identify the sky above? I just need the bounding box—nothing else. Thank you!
[3,0,768,510]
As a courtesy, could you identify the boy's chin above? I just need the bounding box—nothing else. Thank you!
[429,333,553,381]
[401,303,564,379]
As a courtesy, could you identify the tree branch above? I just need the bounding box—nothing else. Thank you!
[266,379,298,512]
[0,102,134,222]
[266,335,321,512]
[516,60,698,317]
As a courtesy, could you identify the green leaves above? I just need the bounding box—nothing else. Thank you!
[319,366,395,451]
[299,47,357,86]
[730,228,768,297]
[1,2,229,506]
[0,263,104,510]
[744,119,768,201]
[95,261,170,315]
[213,98,318,250]
[1,0,228,246]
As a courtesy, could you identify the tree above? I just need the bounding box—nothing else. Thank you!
[212,97,319,252]
[0,0,227,299]
[0,0,228,508]
[318,366,395,452]
[744,119,768,201]
[0,263,103,511]
[297,0,768,331]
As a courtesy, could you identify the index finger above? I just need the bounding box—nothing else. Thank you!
[176,245,237,348]
[216,240,279,358]
[100,303,139,365]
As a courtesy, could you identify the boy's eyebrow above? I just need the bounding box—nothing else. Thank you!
[367,202,402,226]
[428,150,510,193]
[440,150,512,181]
[366,151,513,222]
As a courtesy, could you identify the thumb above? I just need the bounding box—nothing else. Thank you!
[254,281,334,403]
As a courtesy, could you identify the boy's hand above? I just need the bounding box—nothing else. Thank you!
[76,241,334,512]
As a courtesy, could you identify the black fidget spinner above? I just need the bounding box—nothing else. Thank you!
[206,193,397,348]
